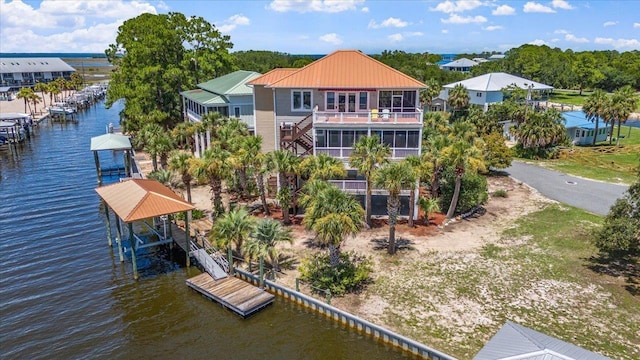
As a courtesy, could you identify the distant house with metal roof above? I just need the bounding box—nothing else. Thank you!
[0,58,76,90]
[563,111,611,145]
[180,70,261,157]
[474,321,611,360]
[488,54,506,61]
[440,58,479,72]
[440,72,554,111]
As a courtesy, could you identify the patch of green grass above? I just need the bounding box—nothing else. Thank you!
[549,89,593,106]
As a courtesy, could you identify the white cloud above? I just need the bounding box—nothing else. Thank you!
[603,21,617,27]
[634,23,640,28]
[405,32,424,37]
[554,29,569,34]
[430,0,483,13]
[441,14,487,24]
[442,29,449,34]
[565,33,589,43]
[483,25,504,31]
[361,7,369,13]
[523,2,556,13]
[551,38,560,42]
[529,39,547,45]
[217,14,250,33]
[368,17,408,29]
[268,0,364,13]
[388,33,404,42]
[551,0,574,10]
[492,5,515,16]
[594,37,640,50]
[319,33,342,45]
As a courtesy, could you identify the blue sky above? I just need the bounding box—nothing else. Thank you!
[1,0,639,54]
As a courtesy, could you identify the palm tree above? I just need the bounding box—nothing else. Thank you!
[210,207,255,256]
[422,134,451,199]
[403,155,426,227]
[171,121,196,150]
[448,84,470,118]
[48,82,61,103]
[169,150,195,204]
[302,183,364,266]
[154,132,174,169]
[441,140,485,219]
[242,136,271,214]
[147,169,174,187]
[231,134,262,199]
[583,89,610,145]
[349,135,390,227]
[267,150,300,225]
[139,123,164,171]
[610,86,639,144]
[30,92,42,115]
[421,79,442,110]
[16,87,34,114]
[191,147,231,217]
[418,196,440,223]
[299,153,346,181]
[374,162,415,255]
[243,218,293,273]
[34,82,48,109]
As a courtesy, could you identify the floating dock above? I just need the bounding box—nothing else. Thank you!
[186,272,275,318]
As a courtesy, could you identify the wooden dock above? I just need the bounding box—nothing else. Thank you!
[186,272,275,317]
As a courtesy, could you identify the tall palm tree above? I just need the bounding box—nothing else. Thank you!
[243,218,293,273]
[448,83,470,118]
[34,82,48,109]
[171,121,196,150]
[441,140,485,219]
[302,183,364,266]
[403,155,427,227]
[210,207,255,256]
[242,135,271,214]
[139,123,164,171]
[155,132,175,170]
[422,134,451,199]
[583,89,610,146]
[299,153,346,181]
[191,147,231,217]
[231,134,261,199]
[16,87,34,114]
[610,86,639,144]
[349,135,390,227]
[421,79,442,110]
[374,162,415,255]
[30,92,42,115]
[169,150,195,204]
[267,150,300,225]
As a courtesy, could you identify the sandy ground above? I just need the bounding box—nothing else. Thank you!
[0,91,73,121]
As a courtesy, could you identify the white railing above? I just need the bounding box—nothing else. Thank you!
[328,180,367,191]
[316,147,419,159]
[313,109,423,125]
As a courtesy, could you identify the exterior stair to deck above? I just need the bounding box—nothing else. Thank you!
[280,113,313,157]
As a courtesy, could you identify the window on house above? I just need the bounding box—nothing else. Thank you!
[382,131,395,146]
[315,130,326,147]
[328,130,341,147]
[359,92,368,110]
[407,131,420,148]
[575,130,580,137]
[395,131,407,148]
[292,90,312,111]
[234,107,240,118]
[476,92,482,97]
[379,91,392,109]
[355,130,368,142]
[342,131,355,147]
[326,92,335,110]
[581,130,585,137]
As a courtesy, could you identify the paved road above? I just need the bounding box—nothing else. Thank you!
[504,161,630,215]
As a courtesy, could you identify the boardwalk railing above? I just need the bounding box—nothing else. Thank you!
[234,268,457,360]
[189,240,228,279]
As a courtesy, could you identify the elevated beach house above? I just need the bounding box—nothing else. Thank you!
[0,58,76,90]
[247,49,426,217]
[440,58,479,72]
[181,70,261,157]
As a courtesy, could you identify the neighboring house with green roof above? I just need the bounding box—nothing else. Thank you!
[180,70,261,157]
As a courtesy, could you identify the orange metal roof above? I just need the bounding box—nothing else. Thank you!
[247,68,298,86]
[95,179,194,222]
[262,50,426,89]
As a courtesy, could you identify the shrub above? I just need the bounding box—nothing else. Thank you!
[298,251,373,296]
[439,167,488,215]
[174,209,204,220]
[492,189,508,198]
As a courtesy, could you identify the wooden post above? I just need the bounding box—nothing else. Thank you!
[103,200,112,246]
[259,255,264,288]
[128,222,138,280]
[115,216,124,262]
[93,150,102,186]
[227,247,233,275]
[125,150,132,177]
[184,211,190,267]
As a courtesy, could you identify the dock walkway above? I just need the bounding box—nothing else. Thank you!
[186,272,275,317]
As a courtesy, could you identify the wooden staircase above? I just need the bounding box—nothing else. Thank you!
[280,113,313,157]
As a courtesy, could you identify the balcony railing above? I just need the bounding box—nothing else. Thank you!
[316,147,419,159]
[313,109,422,125]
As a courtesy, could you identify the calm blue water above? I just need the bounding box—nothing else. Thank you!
[0,101,414,359]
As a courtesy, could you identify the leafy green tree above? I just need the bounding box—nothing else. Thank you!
[441,139,485,219]
[374,162,415,254]
[243,218,293,273]
[572,52,605,95]
[482,132,512,170]
[299,153,346,181]
[191,147,231,217]
[302,181,364,266]
[105,12,234,132]
[594,174,640,260]
[349,135,390,227]
[267,150,299,225]
[610,86,639,143]
[448,83,470,119]
[168,150,195,204]
[210,207,255,256]
[583,89,611,145]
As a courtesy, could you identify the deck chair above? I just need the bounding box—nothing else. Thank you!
[371,108,379,120]
[381,109,390,121]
